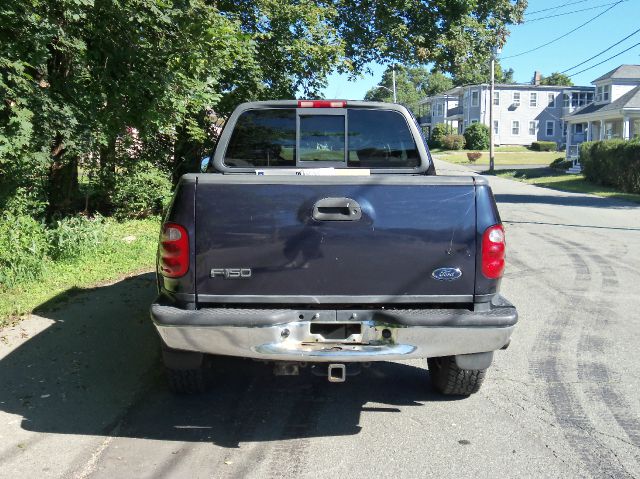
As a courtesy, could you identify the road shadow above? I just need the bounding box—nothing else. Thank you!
[0,273,457,448]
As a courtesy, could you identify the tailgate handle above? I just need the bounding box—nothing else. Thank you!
[313,197,362,221]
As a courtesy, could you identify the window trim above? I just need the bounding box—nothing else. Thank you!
[528,120,537,136]
[512,92,521,106]
[530,92,538,107]
[548,93,555,107]
[493,91,500,106]
[512,120,520,135]
[493,120,499,135]
[471,90,480,107]
[546,120,555,137]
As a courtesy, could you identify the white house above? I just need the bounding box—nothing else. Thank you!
[418,75,594,148]
[563,64,640,169]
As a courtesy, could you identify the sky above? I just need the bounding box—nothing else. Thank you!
[320,0,640,100]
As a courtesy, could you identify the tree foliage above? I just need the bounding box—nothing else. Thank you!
[1,0,526,220]
[540,72,574,86]
[364,65,454,111]
[453,60,515,85]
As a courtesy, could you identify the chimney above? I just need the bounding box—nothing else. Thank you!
[533,71,542,85]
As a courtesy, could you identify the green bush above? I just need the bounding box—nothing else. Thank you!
[550,157,572,170]
[47,215,111,261]
[531,141,557,152]
[441,134,466,150]
[111,161,172,220]
[0,213,49,287]
[430,123,455,148]
[463,123,490,150]
[581,139,640,193]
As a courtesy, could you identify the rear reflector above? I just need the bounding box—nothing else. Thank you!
[482,224,505,279]
[159,223,189,278]
[298,100,346,108]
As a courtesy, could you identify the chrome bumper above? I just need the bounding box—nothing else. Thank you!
[151,299,517,362]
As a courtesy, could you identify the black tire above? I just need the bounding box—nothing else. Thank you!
[427,356,486,396]
[166,366,208,395]
[161,344,209,394]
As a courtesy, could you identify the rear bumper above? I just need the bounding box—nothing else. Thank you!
[150,296,517,362]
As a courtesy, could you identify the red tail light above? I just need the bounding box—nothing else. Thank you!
[298,100,346,108]
[159,223,189,278]
[482,224,505,279]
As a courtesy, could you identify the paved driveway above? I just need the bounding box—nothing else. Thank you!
[1,161,639,478]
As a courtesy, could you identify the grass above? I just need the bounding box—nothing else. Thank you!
[433,149,560,165]
[0,218,159,326]
[492,168,640,204]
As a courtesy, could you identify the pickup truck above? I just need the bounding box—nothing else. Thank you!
[150,100,517,396]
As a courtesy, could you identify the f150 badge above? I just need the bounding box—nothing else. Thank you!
[432,267,462,281]
[210,268,252,279]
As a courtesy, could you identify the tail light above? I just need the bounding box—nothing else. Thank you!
[159,223,189,278]
[482,224,505,279]
[298,100,346,108]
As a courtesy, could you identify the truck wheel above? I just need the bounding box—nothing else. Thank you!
[166,367,208,395]
[427,356,486,396]
[161,345,209,394]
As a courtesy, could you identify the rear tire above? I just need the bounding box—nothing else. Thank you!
[161,344,209,394]
[427,356,486,396]
[166,367,208,395]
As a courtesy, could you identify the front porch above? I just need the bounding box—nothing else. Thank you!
[565,116,640,171]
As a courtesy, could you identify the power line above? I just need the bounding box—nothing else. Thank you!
[568,41,640,77]
[561,27,640,73]
[501,0,624,59]
[527,0,589,15]
[525,1,626,23]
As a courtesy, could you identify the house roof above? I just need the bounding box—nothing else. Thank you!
[567,85,640,119]
[446,106,462,117]
[592,64,640,83]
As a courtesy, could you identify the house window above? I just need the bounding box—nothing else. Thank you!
[471,119,478,124]
[548,93,555,107]
[546,121,555,136]
[471,90,479,107]
[603,85,610,101]
[563,93,570,107]
[493,91,500,106]
[574,124,583,134]
[513,92,521,106]
[529,121,537,135]
[512,120,520,135]
[596,86,602,102]
[493,120,499,135]
[530,92,538,107]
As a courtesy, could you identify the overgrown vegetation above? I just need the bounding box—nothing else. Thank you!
[580,139,640,194]
[0,218,158,324]
[429,123,455,149]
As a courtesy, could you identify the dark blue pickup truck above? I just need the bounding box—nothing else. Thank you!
[150,100,517,395]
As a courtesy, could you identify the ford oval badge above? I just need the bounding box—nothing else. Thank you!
[432,267,462,281]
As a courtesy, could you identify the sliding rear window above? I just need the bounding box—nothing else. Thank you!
[224,108,419,168]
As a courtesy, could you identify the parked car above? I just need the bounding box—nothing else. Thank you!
[150,100,517,395]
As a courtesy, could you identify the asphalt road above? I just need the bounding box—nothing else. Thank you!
[1,160,639,478]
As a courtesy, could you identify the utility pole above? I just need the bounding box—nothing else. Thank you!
[392,64,397,103]
[489,46,501,173]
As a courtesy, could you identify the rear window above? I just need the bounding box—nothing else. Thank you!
[224,108,420,168]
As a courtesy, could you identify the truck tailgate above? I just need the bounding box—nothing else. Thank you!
[195,175,477,304]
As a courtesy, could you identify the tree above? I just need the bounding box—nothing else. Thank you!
[540,72,574,86]
[453,60,515,85]
[1,0,526,219]
[364,66,453,112]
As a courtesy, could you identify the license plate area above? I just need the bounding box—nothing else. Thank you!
[310,322,362,341]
